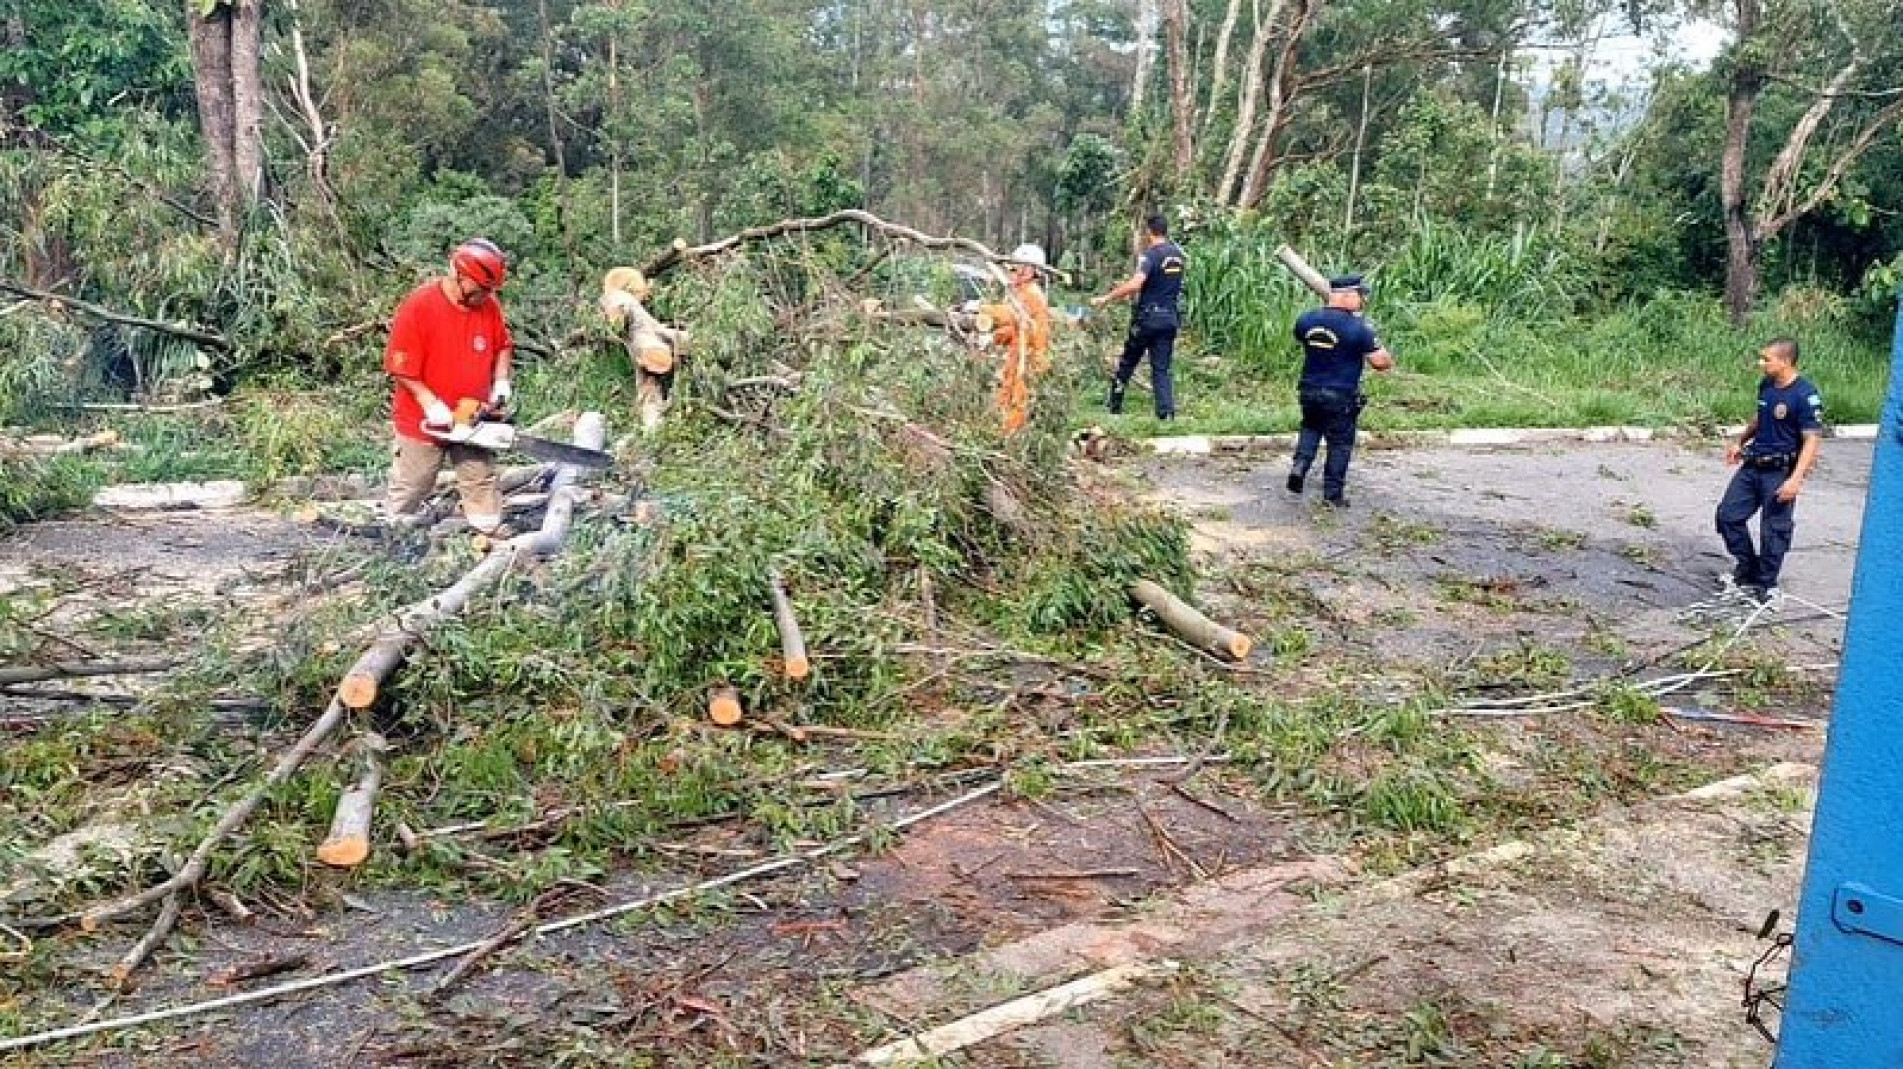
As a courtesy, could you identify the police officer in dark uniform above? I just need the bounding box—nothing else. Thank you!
[1715,337,1824,603]
[1091,213,1186,420]
[1286,274,1394,507]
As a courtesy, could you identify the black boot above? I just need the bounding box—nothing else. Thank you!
[1286,472,1305,494]
[1107,381,1126,415]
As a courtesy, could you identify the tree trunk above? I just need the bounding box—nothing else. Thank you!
[230,0,265,204]
[1161,0,1195,183]
[186,2,238,241]
[1237,0,1311,209]
[1343,63,1372,236]
[1216,0,1283,204]
[1202,0,1242,135]
[536,0,576,273]
[1130,0,1160,117]
[1719,0,1762,326]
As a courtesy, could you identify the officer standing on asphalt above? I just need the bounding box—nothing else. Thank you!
[1715,337,1824,604]
[1092,213,1186,420]
[1285,274,1393,507]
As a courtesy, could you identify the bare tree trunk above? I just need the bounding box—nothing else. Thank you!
[1202,0,1242,135]
[186,2,238,241]
[1217,0,1283,204]
[1342,63,1372,237]
[1,9,27,132]
[1720,0,1763,325]
[230,0,265,204]
[1485,47,1509,198]
[1130,0,1160,117]
[536,0,576,272]
[1237,0,1311,209]
[1162,0,1195,182]
[609,36,622,248]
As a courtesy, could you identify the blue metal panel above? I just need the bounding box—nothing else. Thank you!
[1776,290,1903,1066]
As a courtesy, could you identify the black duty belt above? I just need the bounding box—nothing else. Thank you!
[1745,453,1795,469]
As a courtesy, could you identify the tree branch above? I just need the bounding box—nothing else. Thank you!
[1758,94,1903,238]
[0,279,231,352]
[1764,72,1903,99]
[641,209,1072,285]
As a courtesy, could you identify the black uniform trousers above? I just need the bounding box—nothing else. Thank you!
[1291,388,1364,501]
[1715,459,1797,589]
[1112,319,1178,419]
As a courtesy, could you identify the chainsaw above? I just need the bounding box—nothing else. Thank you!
[424,398,612,469]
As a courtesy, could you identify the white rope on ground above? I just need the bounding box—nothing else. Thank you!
[0,779,1005,1055]
[0,752,1235,1054]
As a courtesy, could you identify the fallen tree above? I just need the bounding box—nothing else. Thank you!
[46,414,612,960]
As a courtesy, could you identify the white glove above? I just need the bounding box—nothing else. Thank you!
[489,379,512,406]
[423,398,453,428]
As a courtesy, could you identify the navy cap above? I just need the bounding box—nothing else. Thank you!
[1329,274,1369,293]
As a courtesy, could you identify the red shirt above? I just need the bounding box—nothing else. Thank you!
[385,280,512,440]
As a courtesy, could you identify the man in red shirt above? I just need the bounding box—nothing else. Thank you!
[383,238,515,535]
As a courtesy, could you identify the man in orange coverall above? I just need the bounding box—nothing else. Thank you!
[980,243,1053,435]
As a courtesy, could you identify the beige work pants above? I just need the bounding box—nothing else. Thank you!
[386,436,502,532]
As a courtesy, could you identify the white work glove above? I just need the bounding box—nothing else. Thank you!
[489,379,512,407]
[423,398,453,428]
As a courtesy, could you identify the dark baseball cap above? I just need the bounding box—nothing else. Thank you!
[1329,274,1369,294]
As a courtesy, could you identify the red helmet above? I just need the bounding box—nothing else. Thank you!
[451,238,507,289]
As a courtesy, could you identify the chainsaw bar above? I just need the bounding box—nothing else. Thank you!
[509,433,613,469]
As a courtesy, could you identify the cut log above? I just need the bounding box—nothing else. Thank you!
[315,734,386,868]
[1130,579,1253,661]
[94,480,247,510]
[767,569,810,681]
[0,430,121,457]
[1274,244,1332,299]
[708,685,743,727]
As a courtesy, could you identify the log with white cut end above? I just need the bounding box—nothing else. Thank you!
[316,735,386,868]
[1274,244,1332,298]
[855,960,1181,1065]
[708,685,744,726]
[1130,579,1252,660]
[767,570,810,681]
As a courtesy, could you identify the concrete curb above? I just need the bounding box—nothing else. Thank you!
[1145,424,1880,455]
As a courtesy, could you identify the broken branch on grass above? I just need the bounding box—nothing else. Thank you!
[109,889,180,986]
[211,952,312,986]
[315,734,387,868]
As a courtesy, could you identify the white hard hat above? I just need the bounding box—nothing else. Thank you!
[1007,243,1048,271]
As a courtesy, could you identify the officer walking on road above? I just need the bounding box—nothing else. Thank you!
[1092,213,1186,420]
[1715,337,1824,604]
[1286,274,1393,507]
